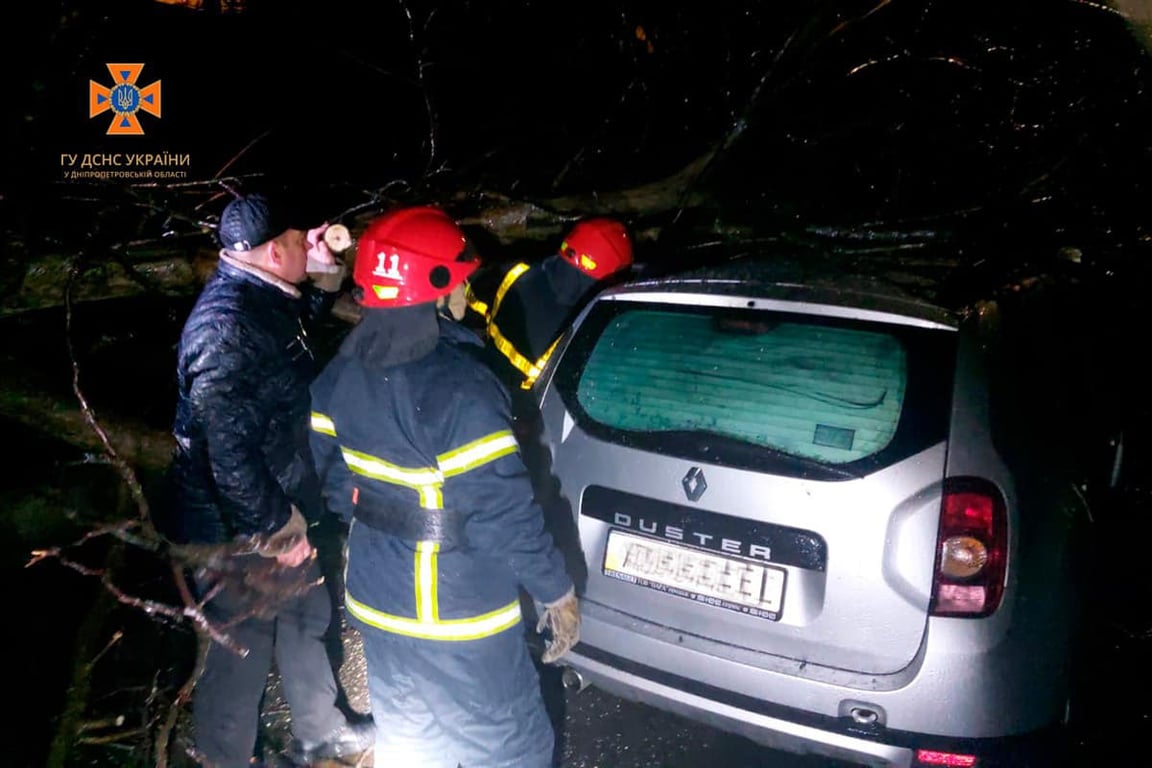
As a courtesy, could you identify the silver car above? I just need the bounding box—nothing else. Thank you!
[530,251,1099,768]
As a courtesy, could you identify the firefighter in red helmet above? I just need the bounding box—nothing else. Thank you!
[309,205,579,768]
[465,216,634,395]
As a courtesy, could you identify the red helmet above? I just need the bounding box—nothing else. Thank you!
[352,206,478,308]
[559,218,633,280]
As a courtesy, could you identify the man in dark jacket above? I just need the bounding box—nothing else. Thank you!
[165,192,373,767]
[309,205,580,768]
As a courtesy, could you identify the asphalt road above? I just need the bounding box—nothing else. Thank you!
[550,672,845,768]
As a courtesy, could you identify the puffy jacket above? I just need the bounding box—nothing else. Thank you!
[309,311,573,644]
[163,256,336,545]
[464,254,596,393]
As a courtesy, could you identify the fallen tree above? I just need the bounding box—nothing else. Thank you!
[1,149,715,319]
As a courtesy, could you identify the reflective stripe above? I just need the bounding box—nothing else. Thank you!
[438,430,518,477]
[373,284,400,301]
[489,326,544,381]
[342,447,443,487]
[485,262,558,386]
[311,411,337,436]
[341,447,443,507]
[465,282,489,318]
[345,592,522,640]
[491,262,530,319]
[518,336,562,390]
[418,485,443,508]
[416,541,438,621]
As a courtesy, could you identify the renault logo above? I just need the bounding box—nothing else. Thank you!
[682,467,707,502]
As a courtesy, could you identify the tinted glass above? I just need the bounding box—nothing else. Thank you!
[552,301,956,479]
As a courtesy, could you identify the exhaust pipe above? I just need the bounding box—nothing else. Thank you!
[560,666,587,693]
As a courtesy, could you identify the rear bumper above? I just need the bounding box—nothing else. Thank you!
[569,642,912,767]
[559,601,1064,767]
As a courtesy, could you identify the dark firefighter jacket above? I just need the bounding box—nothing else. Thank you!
[309,305,573,643]
[464,254,596,393]
[162,255,337,545]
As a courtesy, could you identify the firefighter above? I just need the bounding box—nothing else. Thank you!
[464,217,634,396]
[308,205,580,768]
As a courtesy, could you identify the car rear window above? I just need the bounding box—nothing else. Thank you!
[551,300,956,478]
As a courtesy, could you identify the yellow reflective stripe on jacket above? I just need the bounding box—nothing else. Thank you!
[340,447,443,487]
[491,262,530,319]
[345,592,522,641]
[485,262,559,387]
[465,282,489,318]
[340,447,444,508]
[416,541,439,621]
[438,430,519,477]
[489,327,544,382]
[310,412,337,436]
[465,260,527,325]
[486,262,536,379]
[518,336,562,390]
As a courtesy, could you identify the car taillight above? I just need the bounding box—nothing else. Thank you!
[915,749,978,766]
[930,479,1007,617]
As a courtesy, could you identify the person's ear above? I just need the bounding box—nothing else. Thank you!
[265,240,283,268]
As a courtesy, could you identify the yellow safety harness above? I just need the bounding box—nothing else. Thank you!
[465,263,560,390]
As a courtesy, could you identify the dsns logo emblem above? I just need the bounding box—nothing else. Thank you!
[89,63,162,136]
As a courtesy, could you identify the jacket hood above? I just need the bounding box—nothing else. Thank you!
[339,302,440,369]
[542,254,598,305]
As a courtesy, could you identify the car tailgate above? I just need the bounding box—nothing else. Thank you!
[544,419,947,675]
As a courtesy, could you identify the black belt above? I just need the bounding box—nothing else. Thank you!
[353,495,468,549]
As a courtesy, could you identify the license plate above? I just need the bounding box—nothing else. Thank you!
[603,529,786,620]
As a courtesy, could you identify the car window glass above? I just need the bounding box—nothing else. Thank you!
[574,309,908,465]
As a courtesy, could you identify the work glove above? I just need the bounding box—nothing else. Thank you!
[536,587,581,664]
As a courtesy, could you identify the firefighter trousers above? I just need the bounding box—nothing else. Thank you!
[361,623,555,768]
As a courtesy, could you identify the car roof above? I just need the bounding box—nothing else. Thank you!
[610,245,962,328]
